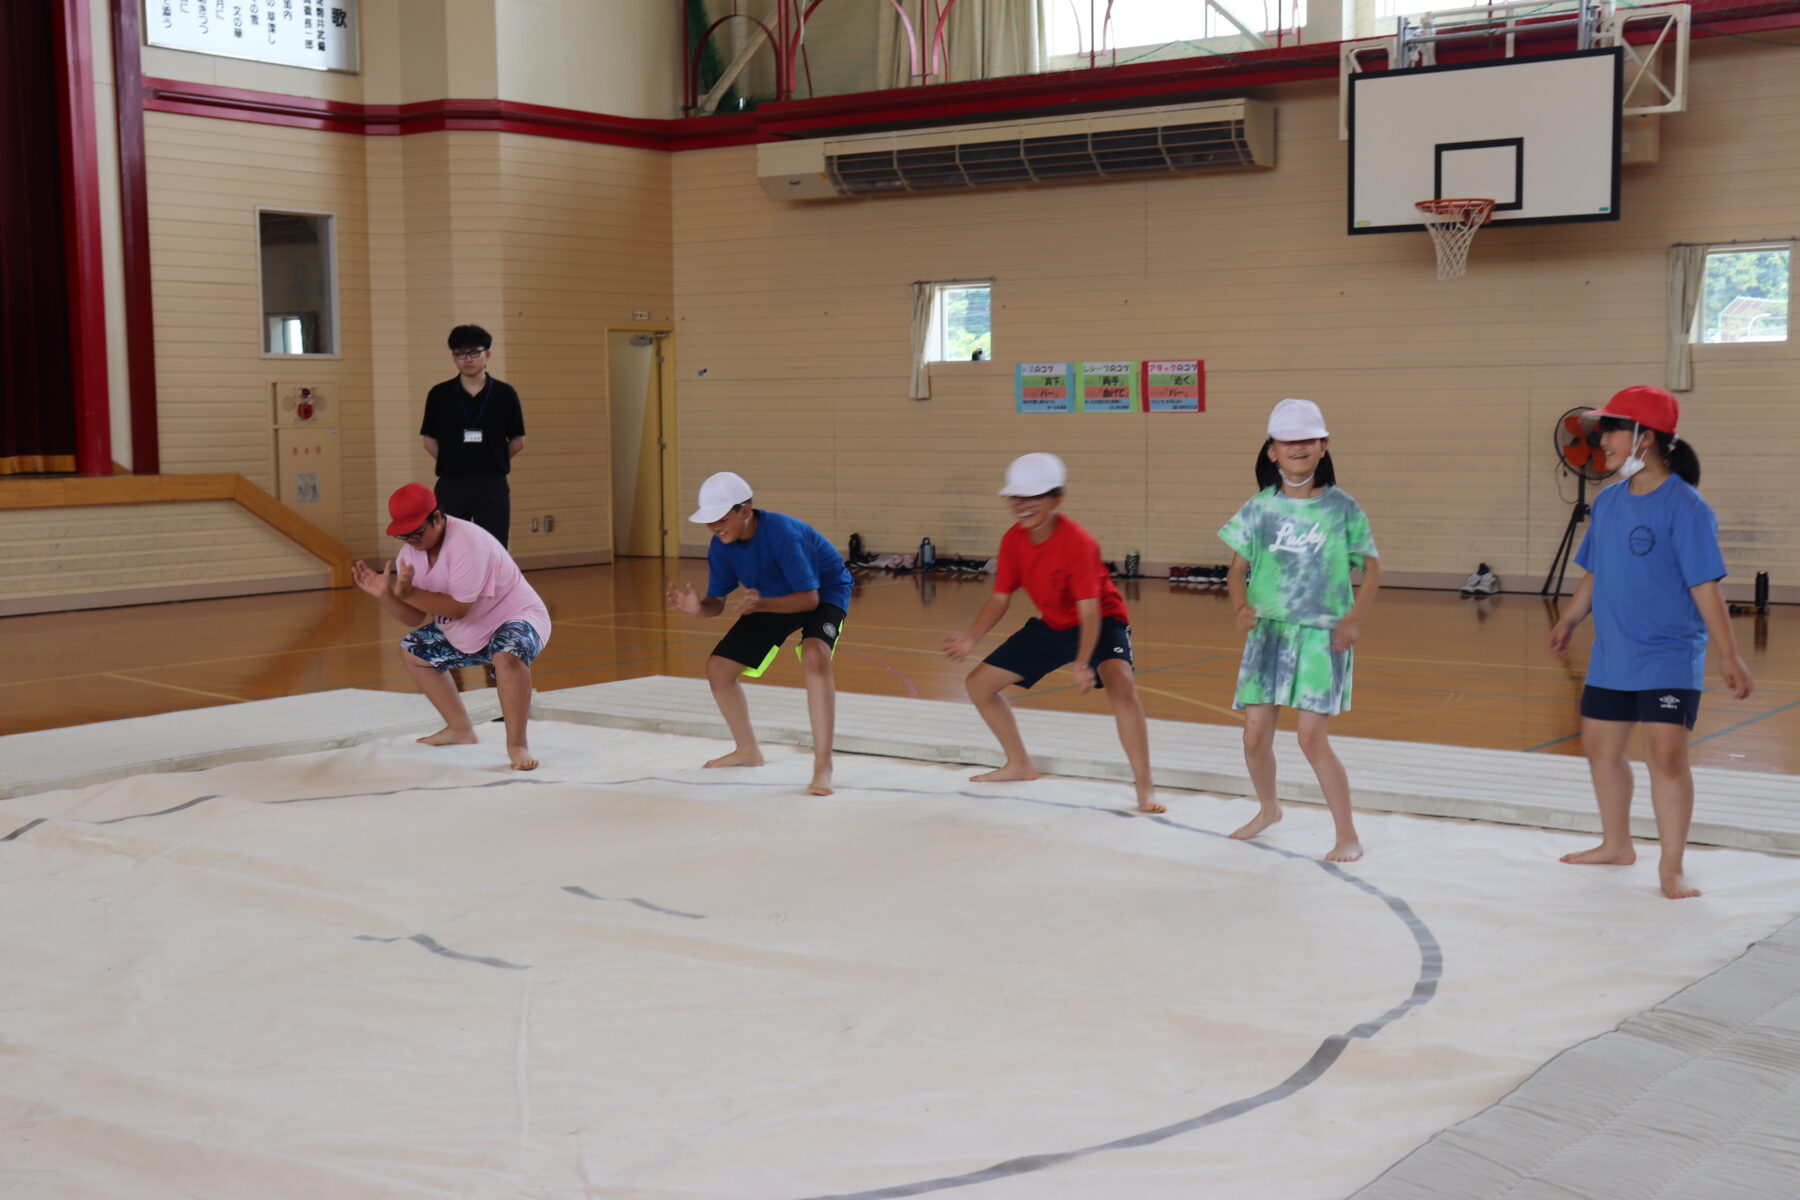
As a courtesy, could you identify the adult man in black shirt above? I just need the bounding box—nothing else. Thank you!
[420,324,525,547]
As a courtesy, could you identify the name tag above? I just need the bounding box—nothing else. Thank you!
[463,429,484,444]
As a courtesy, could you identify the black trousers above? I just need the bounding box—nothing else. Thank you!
[434,474,511,548]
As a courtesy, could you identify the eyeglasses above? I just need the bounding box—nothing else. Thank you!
[451,348,489,360]
[393,516,434,542]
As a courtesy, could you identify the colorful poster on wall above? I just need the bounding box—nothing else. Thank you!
[1077,361,1137,412]
[1141,360,1205,412]
[1015,362,1074,413]
[145,0,362,73]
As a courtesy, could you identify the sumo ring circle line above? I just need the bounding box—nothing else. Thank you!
[2,770,1445,1199]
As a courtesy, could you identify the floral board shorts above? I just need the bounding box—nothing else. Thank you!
[400,620,544,670]
[1233,617,1352,715]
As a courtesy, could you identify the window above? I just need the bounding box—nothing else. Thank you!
[1695,244,1790,344]
[258,210,337,355]
[1046,0,1301,67]
[926,281,992,362]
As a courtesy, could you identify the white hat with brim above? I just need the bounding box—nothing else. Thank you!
[689,471,754,523]
[998,452,1067,497]
[1268,398,1328,441]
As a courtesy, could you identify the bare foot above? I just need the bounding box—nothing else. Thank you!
[1229,807,1282,840]
[1661,869,1701,899]
[808,770,834,797]
[704,748,764,768]
[1561,843,1637,866]
[418,727,478,747]
[971,763,1038,783]
[1135,794,1166,814]
[508,746,539,772]
[1326,837,1364,863]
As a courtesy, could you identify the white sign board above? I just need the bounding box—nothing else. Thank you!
[145,1,361,74]
[1348,48,1620,234]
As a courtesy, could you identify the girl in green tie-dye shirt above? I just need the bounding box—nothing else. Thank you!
[1218,399,1382,862]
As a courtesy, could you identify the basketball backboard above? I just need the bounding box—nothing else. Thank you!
[1347,48,1622,235]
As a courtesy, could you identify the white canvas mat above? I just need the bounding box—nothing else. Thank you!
[4,720,1799,1199]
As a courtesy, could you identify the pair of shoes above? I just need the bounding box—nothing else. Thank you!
[1169,564,1227,585]
[1460,564,1500,595]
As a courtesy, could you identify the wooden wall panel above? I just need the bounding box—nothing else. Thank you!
[669,48,1800,595]
[144,117,671,567]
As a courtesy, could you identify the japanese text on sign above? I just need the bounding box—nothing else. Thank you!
[1077,361,1137,412]
[146,0,360,73]
[1014,362,1073,413]
[1141,359,1205,413]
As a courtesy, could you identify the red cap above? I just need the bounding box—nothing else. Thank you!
[386,482,438,535]
[1584,385,1679,435]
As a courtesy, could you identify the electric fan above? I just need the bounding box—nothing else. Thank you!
[1541,408,1618,595]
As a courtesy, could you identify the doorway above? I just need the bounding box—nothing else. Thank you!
[606,329,677,557]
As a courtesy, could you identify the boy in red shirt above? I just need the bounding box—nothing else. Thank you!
[943,453,1164,814]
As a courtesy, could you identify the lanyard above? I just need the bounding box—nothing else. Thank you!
[457,377,493,428]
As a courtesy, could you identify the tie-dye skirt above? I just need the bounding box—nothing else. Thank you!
[1232,617,1353,715]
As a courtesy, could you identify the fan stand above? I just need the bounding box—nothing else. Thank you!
[1541,471,1591,597]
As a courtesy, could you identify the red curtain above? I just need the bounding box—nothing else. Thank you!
[0,0,78,475]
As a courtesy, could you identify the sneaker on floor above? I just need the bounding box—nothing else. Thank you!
[1460,564,1500,595]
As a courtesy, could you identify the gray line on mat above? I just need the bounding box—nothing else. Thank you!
[354,933,529,970]
[44,763,1441,1194]
[791,815,1443,1200]
[96,794,222,823]
[562,885,705,919]
[2,817,48,841]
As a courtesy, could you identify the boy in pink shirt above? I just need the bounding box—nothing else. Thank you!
[353,482,552,770]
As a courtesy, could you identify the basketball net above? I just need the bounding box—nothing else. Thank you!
[1415,198,1495,281]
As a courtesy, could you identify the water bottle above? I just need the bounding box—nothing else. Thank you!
[1124,549,1140,578]
[919,537,936,570]
[848,532,863,562]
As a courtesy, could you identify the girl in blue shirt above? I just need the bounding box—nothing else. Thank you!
[1548,386,1753,899]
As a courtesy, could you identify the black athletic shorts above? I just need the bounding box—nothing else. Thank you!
[1580,684,1702,729]
[983,616,1133,689]
[712,603,847,676]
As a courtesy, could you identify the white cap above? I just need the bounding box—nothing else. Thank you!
[689,471,753,523]
[1268,398,1328,441]
[998,452,1067,497]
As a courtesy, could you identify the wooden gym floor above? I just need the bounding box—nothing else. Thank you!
[6,558,1796,774]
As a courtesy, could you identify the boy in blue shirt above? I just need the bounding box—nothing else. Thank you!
[668,472,853,796]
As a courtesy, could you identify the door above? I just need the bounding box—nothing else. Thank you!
[607,330,673,557]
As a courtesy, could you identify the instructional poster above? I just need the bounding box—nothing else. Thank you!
[1141,360,1205,412]
[1014,362,1074,413]
[1077,361,1136,412]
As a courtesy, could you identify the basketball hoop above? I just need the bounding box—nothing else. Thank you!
[1415,198,1495,280]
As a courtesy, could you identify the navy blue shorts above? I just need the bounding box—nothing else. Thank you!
[1580,685,1701,729]
[984,617,1133,689]
[712,603,846,676]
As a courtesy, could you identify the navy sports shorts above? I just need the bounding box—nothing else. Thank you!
[983,616,1133,689]
[1580,684,1701,729]
[712,603,847,676]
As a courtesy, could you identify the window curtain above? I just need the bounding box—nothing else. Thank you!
[0,2,77,474]
[880,0,1044,90]
[1666,244,1706,393]
[0,0,77,474]
[909,283,933,399]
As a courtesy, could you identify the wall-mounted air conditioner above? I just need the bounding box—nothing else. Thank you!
[757,99,1274,201]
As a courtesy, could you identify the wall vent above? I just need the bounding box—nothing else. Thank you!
[757,99,1273,201]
